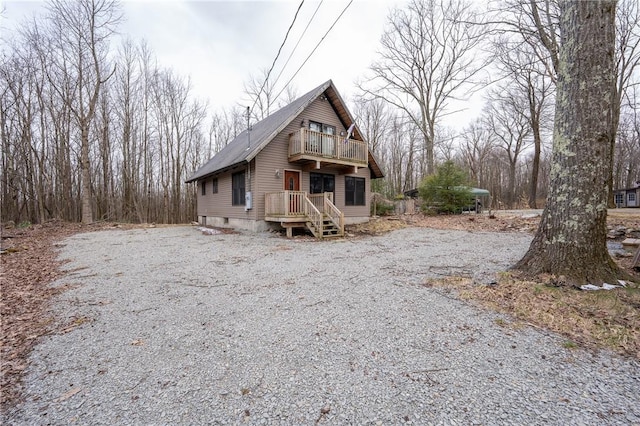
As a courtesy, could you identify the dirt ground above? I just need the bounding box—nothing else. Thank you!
[347,211,542,235]
[1,212,639,412]
[0,221,144,411]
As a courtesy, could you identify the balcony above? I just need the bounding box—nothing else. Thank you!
[288,128,368,168]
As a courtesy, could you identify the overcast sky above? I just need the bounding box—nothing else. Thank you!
[2,1,407,112]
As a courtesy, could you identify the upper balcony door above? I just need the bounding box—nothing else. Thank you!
[309,121,336,156]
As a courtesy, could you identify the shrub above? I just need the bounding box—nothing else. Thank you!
[373,201,395,216]
[418,161,473,214]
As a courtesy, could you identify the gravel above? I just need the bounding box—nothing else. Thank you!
[5,226,640,425]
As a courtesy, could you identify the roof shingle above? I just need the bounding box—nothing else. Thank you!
[186,81,332,183]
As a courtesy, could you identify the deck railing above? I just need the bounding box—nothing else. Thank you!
[289,128,368,165]
[265,191,307,217]
[265,191,344,238]
[307,192,333,213]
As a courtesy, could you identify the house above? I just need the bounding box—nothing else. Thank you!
[185,80,384,238]
[613,181,640,208]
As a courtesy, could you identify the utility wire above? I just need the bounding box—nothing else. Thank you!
[274,0,354,102]
[271,0,324,94]
[249,0,305,118]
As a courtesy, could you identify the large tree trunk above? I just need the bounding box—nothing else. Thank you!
[514,0,622,285]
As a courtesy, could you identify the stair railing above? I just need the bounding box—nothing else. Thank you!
[303,195,323,238]
[323,193,344,236]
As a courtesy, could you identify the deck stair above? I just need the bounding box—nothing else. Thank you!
[265,191,344,239]
[306,214,341,238]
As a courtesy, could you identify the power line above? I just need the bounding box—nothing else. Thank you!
[274,0,354,102]
[249,0,305,117]
[271,0,324,94]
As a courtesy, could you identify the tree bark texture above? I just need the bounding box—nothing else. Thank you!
[515,0,621,284]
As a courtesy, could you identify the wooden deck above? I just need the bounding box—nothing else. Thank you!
[265,191,344,238]
[288,128,368,168]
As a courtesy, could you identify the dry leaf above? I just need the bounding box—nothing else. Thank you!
[54,387,81,402]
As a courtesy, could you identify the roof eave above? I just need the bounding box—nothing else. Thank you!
[245,80,333,163]
[185,160,248,183]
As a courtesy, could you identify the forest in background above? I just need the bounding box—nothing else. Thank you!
[1,0,639,225]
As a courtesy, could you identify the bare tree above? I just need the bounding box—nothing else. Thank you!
[276,84,299,108]
[44,0,121,224]
[613,82,640,190]
[491,30,555,208]
[206,106,245,160]
[243,68,276,122]
[434,127,457,163]
[515,0,625,285]
[459,119,495,188]
[360,0,490,176]
[353,96,394,195]
[506,0,640,205]
[150,69,206,223]
[614,113,640,190]
[483,91,532,208]
[608,0,640,202]
[1,4,215,226]
[353,97,391,158]
[383,114,417,196]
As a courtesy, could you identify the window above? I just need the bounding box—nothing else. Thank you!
[345,176,365,206]
[615,193,624,206]
[310,173,335,194]
[309,121,336,136]
[629,192,636,202]
[201,181,206,196]
[309,121,336,155]
[212,178,218,194]
[232,172,245,205]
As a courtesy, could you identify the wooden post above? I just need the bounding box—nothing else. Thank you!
[633,246,640,270]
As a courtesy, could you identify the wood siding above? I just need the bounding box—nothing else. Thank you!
[198,95,372,221]
[196,161,257,220]
[254,96,370,219]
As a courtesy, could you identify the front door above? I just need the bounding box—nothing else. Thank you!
[284,170,301,214]
[284,170,300,191]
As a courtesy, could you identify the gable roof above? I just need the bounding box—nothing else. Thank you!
[186,80,384,182]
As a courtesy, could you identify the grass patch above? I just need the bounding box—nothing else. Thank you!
[426,274,640,359]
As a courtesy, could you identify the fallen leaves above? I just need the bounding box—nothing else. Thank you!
[54,387,82,403]
[427,274,640,359]
[1,221,80,411]
[346,213,542,236]
[0,220,142,412]
[59,316,93,334]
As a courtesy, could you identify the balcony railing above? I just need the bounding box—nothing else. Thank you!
[289,128,368,165]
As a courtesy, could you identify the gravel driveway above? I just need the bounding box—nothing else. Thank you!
[6,226,640,425]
